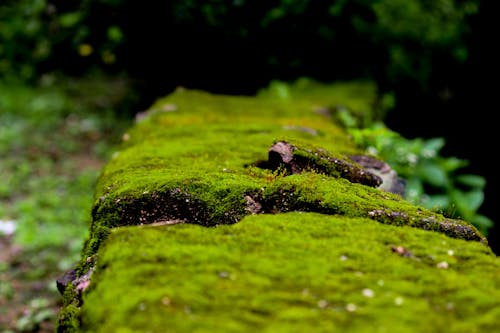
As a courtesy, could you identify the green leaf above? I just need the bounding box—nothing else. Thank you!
[456,174,486,189]
[336,108,358,129]
[451,189,484,214]
[403,177,424,203]
[439,156,468,172]
[58,12,81,28]
[419,162,448,187]
[421,137,445,157]
[34,308,55,322]
[107,26,124,43]
[421,194,449,212]
[470,214,494,235]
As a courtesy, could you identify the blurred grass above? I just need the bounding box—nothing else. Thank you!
[0,73,134,332]
[1,74,133,254]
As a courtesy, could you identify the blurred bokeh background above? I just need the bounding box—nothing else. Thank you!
[1,1,497,332]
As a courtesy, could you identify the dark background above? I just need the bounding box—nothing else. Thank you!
[385,1,499,253]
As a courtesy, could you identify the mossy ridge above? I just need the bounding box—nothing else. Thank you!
[87,82,370,242]
[83,80,486,272]
[79,213,500,333]
[262,174,485,242]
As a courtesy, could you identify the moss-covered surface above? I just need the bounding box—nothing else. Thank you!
[57,78,499,332]
[81,213,500,333]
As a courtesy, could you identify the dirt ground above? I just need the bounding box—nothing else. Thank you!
[1,232,68,332]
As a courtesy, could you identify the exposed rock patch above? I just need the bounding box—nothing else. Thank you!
[268,141,383,187]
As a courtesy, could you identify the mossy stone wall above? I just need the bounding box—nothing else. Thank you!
[57,79,500,332]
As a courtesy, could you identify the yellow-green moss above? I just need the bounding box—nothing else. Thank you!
[87,79,484,257]
[58,79,497,332]
[80,213,500,333]
[56,303,80,333]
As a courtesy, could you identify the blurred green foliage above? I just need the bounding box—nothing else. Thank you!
[15,297,55,332]
[0,0,479,96]
[345,121,493,235]
[0,76,131,257]
[0,0,49,80]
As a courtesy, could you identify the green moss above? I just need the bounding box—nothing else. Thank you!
[80,213,499,333]
[261,174,484,242]
[58,79,497,331]
[84,79,484,258]
[81,81,375,260]
[56,303,80,333]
